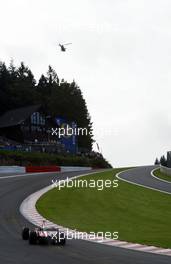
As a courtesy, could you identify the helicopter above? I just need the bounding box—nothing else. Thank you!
[59,43,72,52]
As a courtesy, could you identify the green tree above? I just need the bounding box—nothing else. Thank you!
[8,62,37,108]
[0,61,94,151]
[160,155,167,167]
[0,62,11,114]
[154,158,159,165]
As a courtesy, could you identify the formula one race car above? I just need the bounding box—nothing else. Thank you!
[22,225,66,246]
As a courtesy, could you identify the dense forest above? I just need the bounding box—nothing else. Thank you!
[0,61,93,151]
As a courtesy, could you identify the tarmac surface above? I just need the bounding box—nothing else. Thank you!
[118,165,171,194]
[0,168,171,263]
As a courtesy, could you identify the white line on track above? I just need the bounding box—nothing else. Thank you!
[151,168,171,184]
[116,168,171,195]
[19,167,171,256]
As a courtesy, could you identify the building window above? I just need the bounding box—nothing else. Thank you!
[31,112,45,126]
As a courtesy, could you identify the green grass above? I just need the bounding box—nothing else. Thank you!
[36,168,171,248]
[153,168,171,182]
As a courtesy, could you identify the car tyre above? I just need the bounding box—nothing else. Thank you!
[29,231,37,245]
[22,227,29,240]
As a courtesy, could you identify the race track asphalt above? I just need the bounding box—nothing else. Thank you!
[118,165,171,194]
[0,169,171,264]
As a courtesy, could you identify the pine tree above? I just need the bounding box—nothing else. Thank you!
[154,158,159,165]
[167,151,171,168]
[160,155,167,167]
[0,61,94,151]
[0,62,11,114]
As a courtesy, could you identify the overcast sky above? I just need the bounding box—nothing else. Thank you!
[1,0,171,167]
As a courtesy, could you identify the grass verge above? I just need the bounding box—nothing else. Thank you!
[36,168,171,248]
[0,149,111,168]
[153,168,171,182]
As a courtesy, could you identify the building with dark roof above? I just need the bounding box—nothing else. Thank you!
[0,105,54,144]
[0,105,78,154]
[0,105,40,129]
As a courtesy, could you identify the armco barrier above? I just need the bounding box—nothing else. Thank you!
[0,165,92,174]
[0,166,25,173]
[26,166,61,173]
